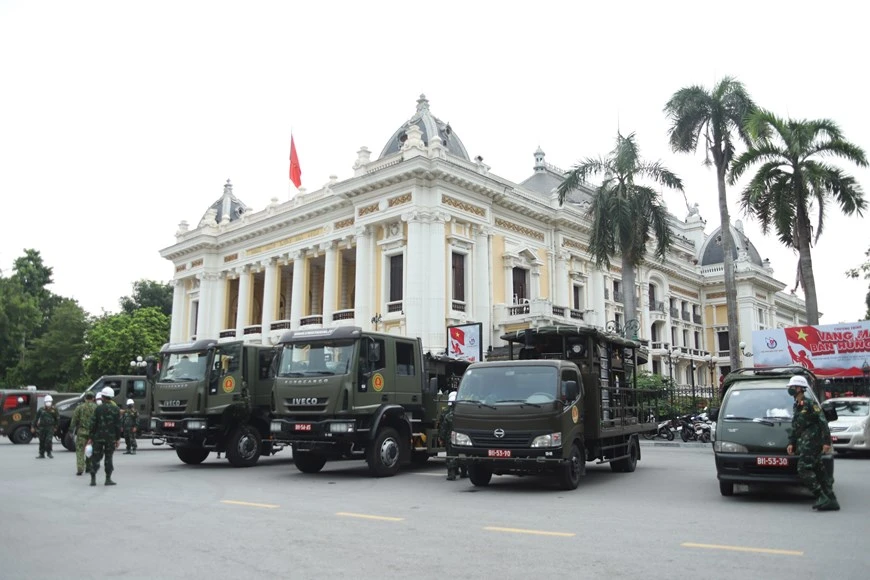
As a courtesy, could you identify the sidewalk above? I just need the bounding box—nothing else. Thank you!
[638,439,711,449]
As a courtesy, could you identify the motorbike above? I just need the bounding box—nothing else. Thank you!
[642,418,676,441]
[678,414,712,443]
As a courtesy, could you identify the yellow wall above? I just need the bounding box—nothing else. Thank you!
[492,235,505,304]
[537,248,550,300]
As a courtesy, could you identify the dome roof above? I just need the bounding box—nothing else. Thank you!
[699,221,764,266]
[378,94,470,161]
[200,179,248,225]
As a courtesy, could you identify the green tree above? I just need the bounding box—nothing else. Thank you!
[846,246,870,320]
[731,111,867,324]
[0,277,41,387]
[85,307,170,377]
[120,279,173,317]
[14,298,89,391]
[664,78,755,372]
[557,132,682,327]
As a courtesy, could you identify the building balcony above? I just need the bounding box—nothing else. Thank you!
[681,310,691,321]
[243,325,262,335]
[451,300,467,313]
[219,329,236,339]
[692,314,702,324]
[613,290,624,304]
[299,315,323,327]
[495,299,586,328]
[670,307,680,318]
[270,320,292,331]
[386,300,403,314]
[332,309,356,322]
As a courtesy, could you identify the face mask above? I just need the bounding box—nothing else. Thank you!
[97,400,103,406]
[45,402,52,407]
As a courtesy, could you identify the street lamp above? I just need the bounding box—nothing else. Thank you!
[704,353,717,386]
[129,355,148,375]
[739,341,753,366]
[690,361,697,412]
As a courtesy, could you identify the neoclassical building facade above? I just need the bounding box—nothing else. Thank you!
[160,95,807,388]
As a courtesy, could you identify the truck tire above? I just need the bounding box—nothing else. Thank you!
[293,450,327,474]
[366,427,402,477]
[468,464,492,487]
[176,447,210,465]
[610,436,638,473]
[226,426,261,468]
[62,431,76,452]
[558,443,585,490]
[719,480,734,496]
[11,425,33,444]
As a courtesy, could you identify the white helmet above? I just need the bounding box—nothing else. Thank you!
[788,375,809,388]
[448,391,457,403]
[126,399,134,406]
[44,395,53,403]
[95,392,103,400]
[101,386,115,398]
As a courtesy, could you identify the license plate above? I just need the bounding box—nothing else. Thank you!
[756,456,788,467]
[163,421,176,429]
[294,424,312,432]
[487,449,511,458]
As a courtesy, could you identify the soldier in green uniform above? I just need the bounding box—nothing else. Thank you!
[122,399,138,455]
[69,391,97,475]
[786,375,839,511]
[87,387,122,487]
[31,395,59,459]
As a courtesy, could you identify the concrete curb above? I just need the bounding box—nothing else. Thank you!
[638,440,711,449]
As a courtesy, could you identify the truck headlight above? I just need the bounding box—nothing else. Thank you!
[329,422,354,433]
[270,421,282,433]
[186,420,206,430]
[713,441,748,453]
[150,419,157,430]
[531,433,562,448]
[451,431,472,446]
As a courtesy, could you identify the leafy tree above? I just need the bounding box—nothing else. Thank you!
[13,298,89,391]
[85,307,170,377]
[557,132,682,327]
[0,277,41,387]
[846,246,870,320]
[120,279,173,317]
[12,249,53,298]
[731,111,867,324]
[664,77,755,372]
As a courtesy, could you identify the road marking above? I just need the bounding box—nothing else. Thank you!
[336,511,404,522]
[220,500,279,509]
[484,526,575,538]
[681,542,803,556]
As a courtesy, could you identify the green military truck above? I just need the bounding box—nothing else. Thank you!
[1,388,75,444]
[450,326,658,490]
[151,339,278,467]
[55,371,158,451]
[270,326,453,477]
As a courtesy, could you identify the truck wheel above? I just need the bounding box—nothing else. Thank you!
[176,447,210,465]
[558,443,585,490]
[293,449,327,474]
[226,426,261,468]
[468,464,492,487]
[11,425,33,445]
[719,480,734,496]
[366,427,402,477]
[62,431,76,452]
[611,437,638,473]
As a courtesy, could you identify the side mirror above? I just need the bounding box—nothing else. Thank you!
[821,402,838,422]
[427,377,439,395]
[709,408,719,421]
[563,380,579,402]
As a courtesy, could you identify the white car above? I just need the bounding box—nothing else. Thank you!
[826,397,870,455]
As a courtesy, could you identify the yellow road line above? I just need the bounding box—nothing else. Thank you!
[681,542,803,556]
[220,500,280,509]
[335,511,404,522]
[484,526,575,538]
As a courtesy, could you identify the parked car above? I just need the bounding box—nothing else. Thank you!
[826,397,869,455]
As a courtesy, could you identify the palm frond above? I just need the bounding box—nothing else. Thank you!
[556,157,608,205]
[664,86,710,154]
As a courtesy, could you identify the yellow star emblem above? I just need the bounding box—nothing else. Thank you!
[796,329,808,341]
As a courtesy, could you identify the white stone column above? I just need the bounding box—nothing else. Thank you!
[555,250,569,307]
[530,263,541,301]
[235,267,251,338]
[261,259,279,338]
[353,227,372,329]
[170,279,186,343]
[473,225,492,355]
[504,258,514,305]
[211,273,227,337]
[402,211,427,342]
[196,273,213,340]
[321,241,338,325]
[290,252,307,328]
[427,211,449,352]
[590,269,606,328]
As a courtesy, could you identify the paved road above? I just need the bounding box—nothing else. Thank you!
[0,439,867,580]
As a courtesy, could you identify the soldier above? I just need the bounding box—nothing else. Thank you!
[31,395,59,459]
[439,391,459,480]
[69,391,97,475]
[786,375,839,511]
[122,399,138,455]
[87,386,122,487]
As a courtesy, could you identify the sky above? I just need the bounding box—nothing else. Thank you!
[1,0,867,323]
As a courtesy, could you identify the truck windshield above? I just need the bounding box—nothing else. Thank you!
[723,385,818,421]
[159,351,209,382]
[457,366,558,405]
[278,340,355,377]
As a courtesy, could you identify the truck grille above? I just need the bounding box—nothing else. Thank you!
[468,429,534,448]
[282,398,328,413]
[158,401,188,414]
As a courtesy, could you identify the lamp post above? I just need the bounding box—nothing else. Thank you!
[129,356,148,375]
[690,361,697,411]
[739,341,753,366]
[663,343,680,412]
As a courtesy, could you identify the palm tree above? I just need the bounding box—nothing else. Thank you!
[664,78,755,372]
[730,111,867,324]
[557,132,683,330]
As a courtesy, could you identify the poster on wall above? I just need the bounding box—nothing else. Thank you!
[447,323,483,362]
[752,321,870,378]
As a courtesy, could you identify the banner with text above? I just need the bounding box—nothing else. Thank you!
[752,321,870,378]
[447,323,483,362]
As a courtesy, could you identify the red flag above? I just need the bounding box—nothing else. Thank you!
[450,327,465,346]
[289,135,302,188]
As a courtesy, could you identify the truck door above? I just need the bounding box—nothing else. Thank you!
[356,337,390,408]
[207,342,245,411]
[393,339,420,407]
[125,378,149,429]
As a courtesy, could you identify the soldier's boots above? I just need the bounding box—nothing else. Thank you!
[36,454,45,459]
[131,449,136,455]
[76,470,83,476]
[47,452,53,458]
[90,473,97,487]
[446,467,458,481]
[123,450,132,455]
[104,476,117,486]
[814,492,840,511]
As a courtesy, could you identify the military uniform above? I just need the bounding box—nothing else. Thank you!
[122,406,138,454]
[32,405,59,458]
[438,393,466,481]
[70,398,97,475]
[789,397,837,510]
[88,396,122,486]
